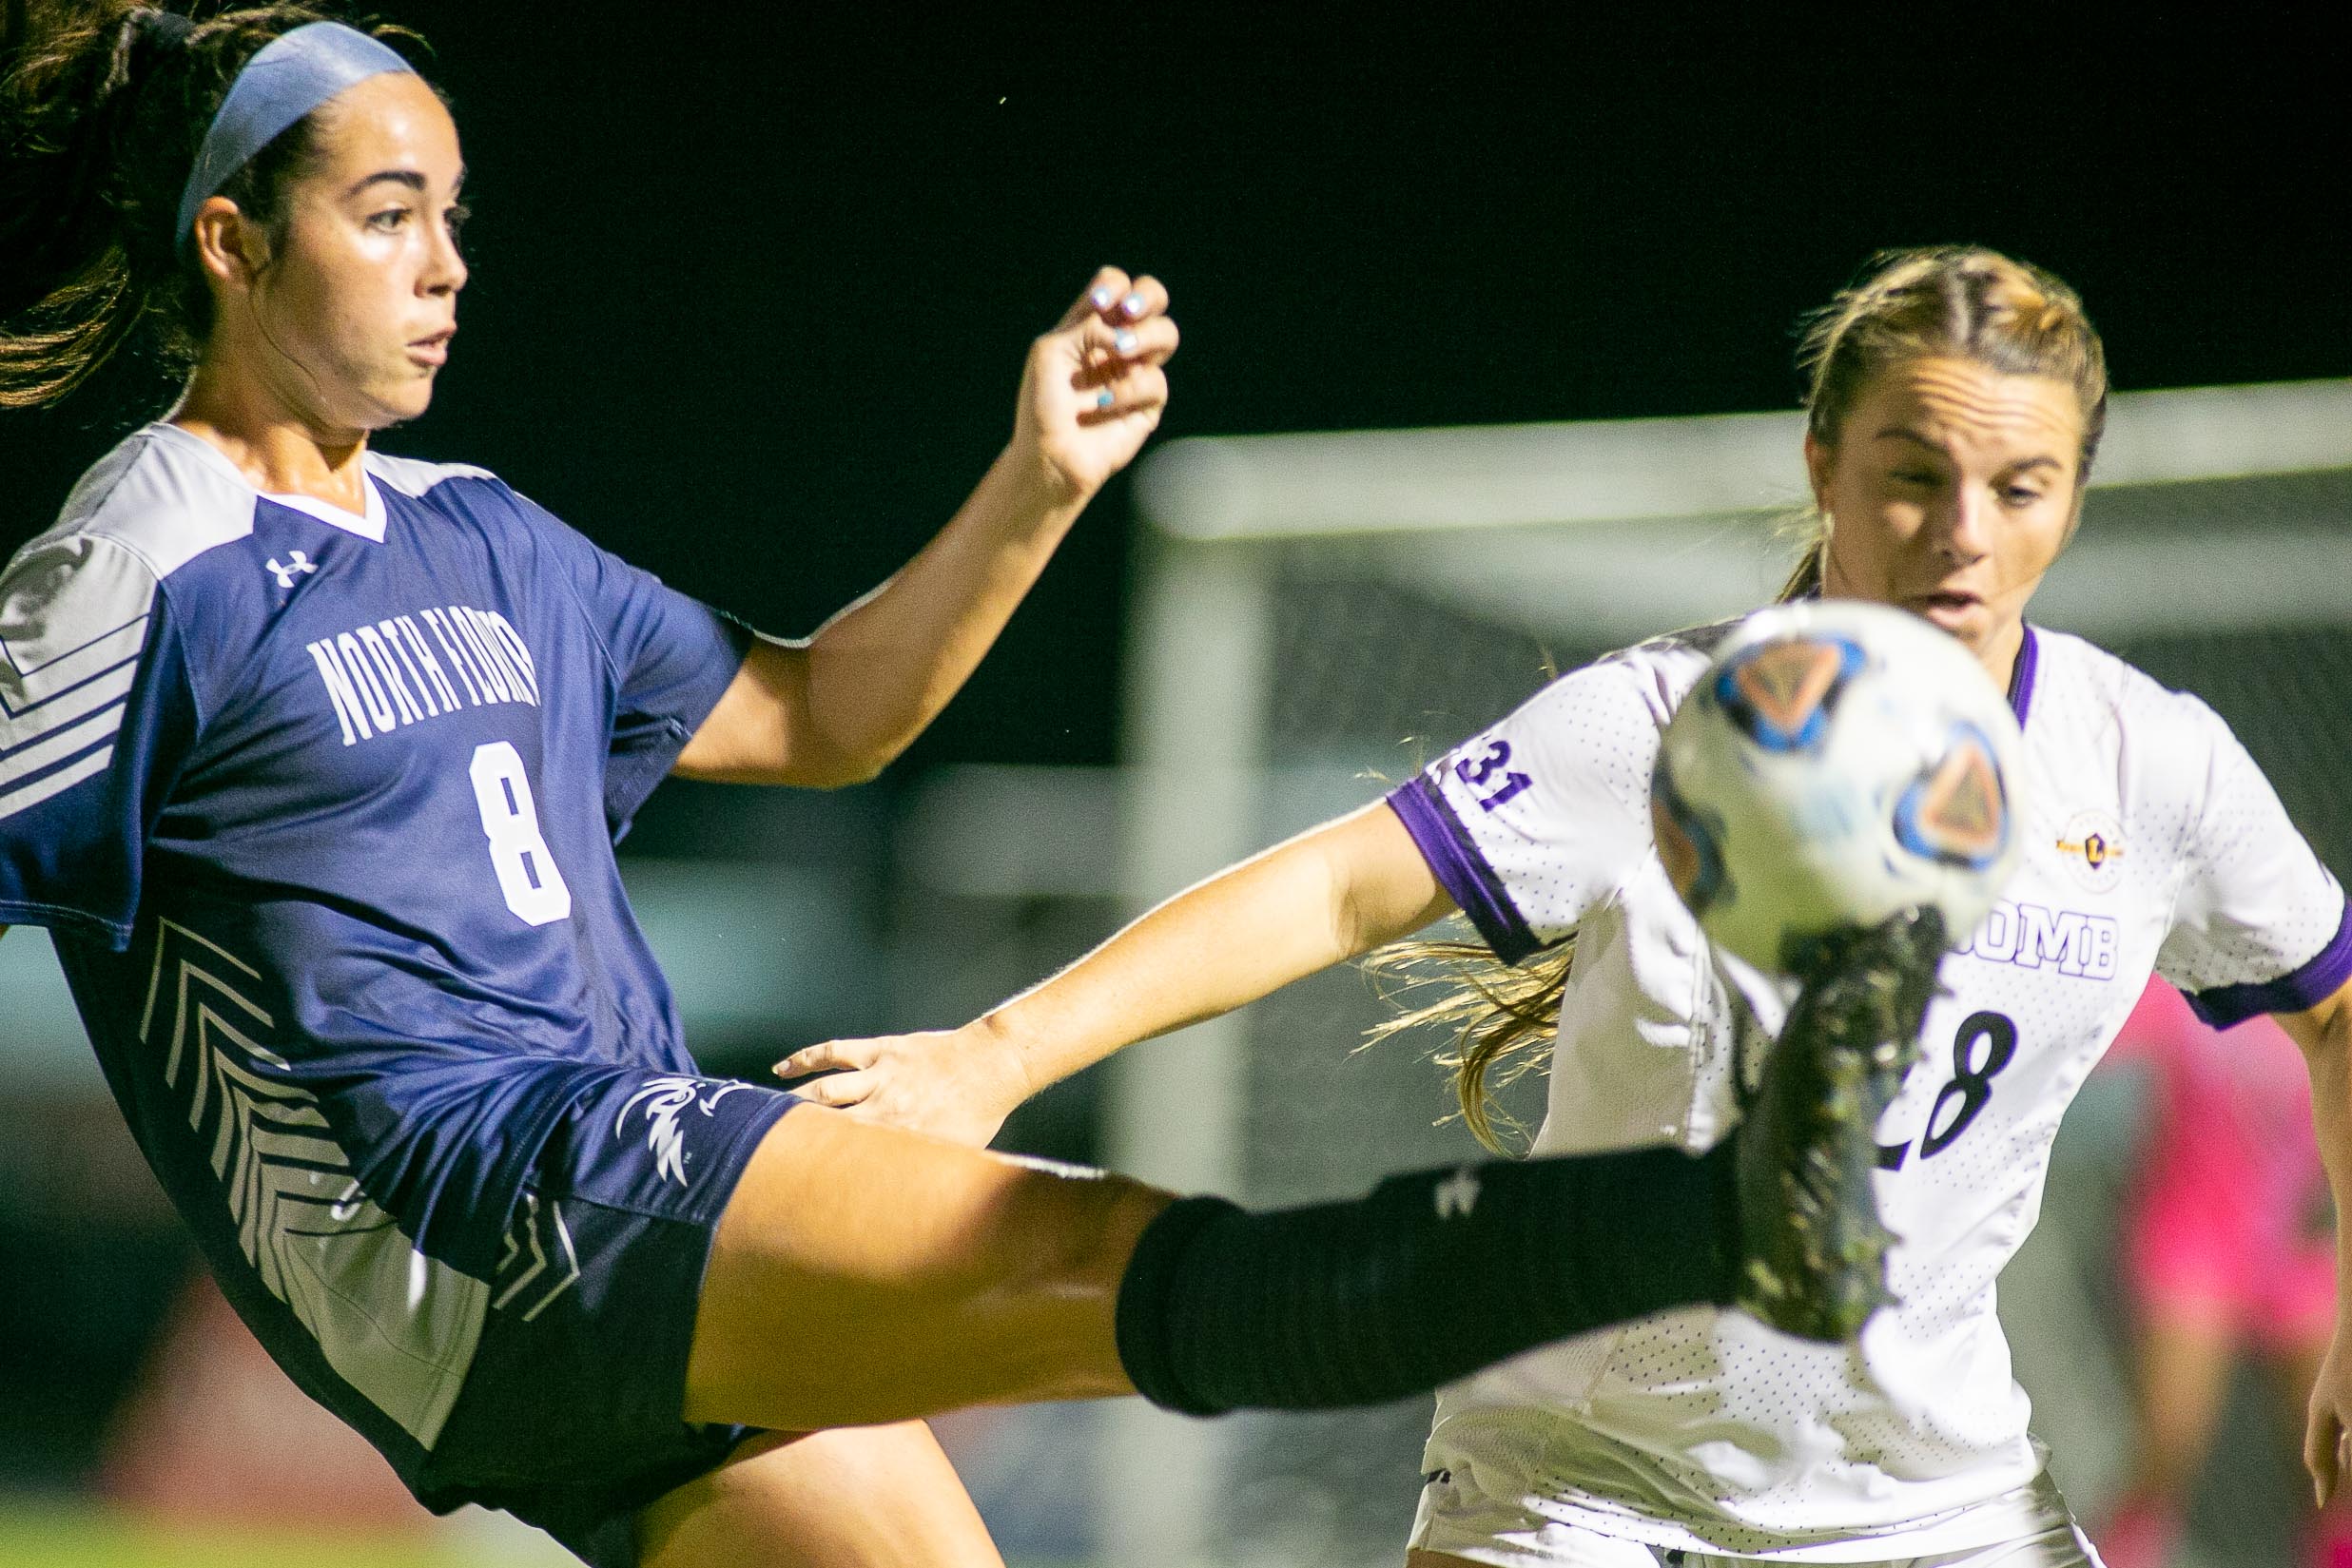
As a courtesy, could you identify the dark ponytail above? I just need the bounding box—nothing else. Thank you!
[0,4,413,408]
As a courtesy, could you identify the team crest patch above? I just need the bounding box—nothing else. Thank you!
[1895,724,2009,870]
[2054,808,2128,893]
[1714,634,1863,753]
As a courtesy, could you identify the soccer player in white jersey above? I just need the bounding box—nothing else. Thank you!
[0,9,1894,1567]
[793,246,2352,1567]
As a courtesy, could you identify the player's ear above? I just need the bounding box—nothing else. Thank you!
[190,199,270,295]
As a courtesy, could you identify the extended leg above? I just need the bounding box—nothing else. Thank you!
[682,1108,1162,1429]
[678,1105,1734,1431]
[637,1425,1003,1568]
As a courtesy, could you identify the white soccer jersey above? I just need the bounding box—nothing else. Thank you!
[1385,620,2352,1561]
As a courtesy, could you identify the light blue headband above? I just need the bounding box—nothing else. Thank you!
[174,21,416,252]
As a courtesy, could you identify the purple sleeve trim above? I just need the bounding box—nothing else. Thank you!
[2185,900,2352,1028]
[1384,776,1543,964]
[2007,625,2039,729]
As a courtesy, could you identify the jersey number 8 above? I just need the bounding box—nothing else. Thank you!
[468,741,573,926]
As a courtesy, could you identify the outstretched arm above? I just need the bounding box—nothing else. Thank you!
[2282,975,2352,1503]
[674,267,1176,788]
[777,800,1456,1145]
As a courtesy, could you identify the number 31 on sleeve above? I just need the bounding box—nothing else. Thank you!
[1454,741,1533,812]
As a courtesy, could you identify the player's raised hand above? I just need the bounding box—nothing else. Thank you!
[774,1020,1032,1149]
[1012,265,1177,504]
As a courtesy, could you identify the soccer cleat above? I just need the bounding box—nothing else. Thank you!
[1734,905,1948,1342]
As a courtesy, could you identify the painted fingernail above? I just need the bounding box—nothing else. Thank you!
[1122,292,1147,319]
[1095,389,1116,410]
[1090,285,1117,312]
[1114,328,1137,355]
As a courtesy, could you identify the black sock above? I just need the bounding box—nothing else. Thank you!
[1113,1145,1738,1416]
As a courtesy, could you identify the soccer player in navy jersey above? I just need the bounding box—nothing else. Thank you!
[0,8,1914,1567]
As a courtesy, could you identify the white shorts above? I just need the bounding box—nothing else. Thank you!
[1406,1468,2107,1568]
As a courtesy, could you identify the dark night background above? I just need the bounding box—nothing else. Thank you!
[3,12,2346,770]
[0,12,2348,1558]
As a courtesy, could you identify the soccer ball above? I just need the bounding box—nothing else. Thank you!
[1650,600,2026,975]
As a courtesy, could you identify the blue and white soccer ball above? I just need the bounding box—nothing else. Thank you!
[1651,600,2027,976]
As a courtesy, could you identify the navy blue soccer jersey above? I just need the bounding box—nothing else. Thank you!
[0,423,756,1462]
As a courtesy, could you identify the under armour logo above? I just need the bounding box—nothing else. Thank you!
[1433,1168,1481,1220]
[267,552,318,589]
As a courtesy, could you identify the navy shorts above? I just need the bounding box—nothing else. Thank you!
[409,1070,799,1568]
